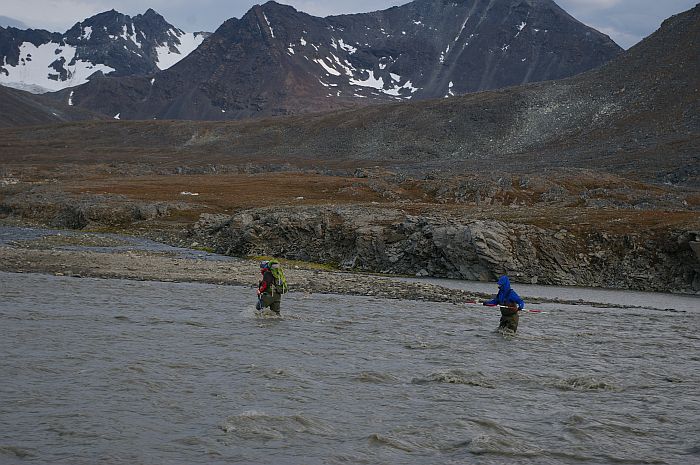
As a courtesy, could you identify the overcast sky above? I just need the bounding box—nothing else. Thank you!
[1,0,697,49]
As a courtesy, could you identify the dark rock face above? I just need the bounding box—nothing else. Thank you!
[0,27,62,67]
[195,205,700,293]
[60,0,622,120]
[328,0,621,98]
[0,9,208,93]
[61,9,208,76]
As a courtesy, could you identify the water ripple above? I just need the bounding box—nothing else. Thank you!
[1,271,698,465]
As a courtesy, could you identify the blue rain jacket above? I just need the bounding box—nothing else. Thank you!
[484,275,525,310]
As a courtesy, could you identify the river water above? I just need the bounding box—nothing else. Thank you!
[1,270,699,465]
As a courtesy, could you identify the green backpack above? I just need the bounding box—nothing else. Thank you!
[268,259,288,294]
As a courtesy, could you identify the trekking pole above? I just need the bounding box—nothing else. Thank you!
[464,300,545,314]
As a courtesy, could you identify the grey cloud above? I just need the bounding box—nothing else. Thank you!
[3,0,697,49]
[556,0,697,48]
[0,15,29,28]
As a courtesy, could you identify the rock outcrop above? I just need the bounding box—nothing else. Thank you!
[193,206,700,293]
[1,180,697,293]
[0,185,186,228]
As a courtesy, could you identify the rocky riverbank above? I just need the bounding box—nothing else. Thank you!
[0,225,492,305]
[4,225,694,312]
[188,205,700,294]
[1,168,698,294]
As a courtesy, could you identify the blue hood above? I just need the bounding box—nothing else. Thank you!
[497,275,511,291]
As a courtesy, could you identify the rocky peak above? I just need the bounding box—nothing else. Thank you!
[50,0,623,119]
[0,8,208,93]
[135,9,175,30]
[259,1,295,13]
[242,1,303,31]
[70,9,128,34]
[143,8,162,19]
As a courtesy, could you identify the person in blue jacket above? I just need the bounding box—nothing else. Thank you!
[483,275,526,333]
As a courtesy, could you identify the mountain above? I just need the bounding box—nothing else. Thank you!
[0,84,107,127]
[0,9,208,94]
[54,0,622,120]
[3,3,695,184]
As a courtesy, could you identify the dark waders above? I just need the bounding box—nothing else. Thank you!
[260,291,282,314]
[499,304,519,332]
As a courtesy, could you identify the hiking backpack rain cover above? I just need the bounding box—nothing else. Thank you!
[268,260,288,294]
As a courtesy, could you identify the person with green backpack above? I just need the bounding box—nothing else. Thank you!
[256,259,288,314]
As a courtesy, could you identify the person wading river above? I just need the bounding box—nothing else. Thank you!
[483,275,526,333]
[256,259,288,315]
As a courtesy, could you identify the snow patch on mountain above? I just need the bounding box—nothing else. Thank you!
[155,31,205,70]
[81,26,93,41]
[336,38,357,54]
[0,42,115,93]
[122,24,142,48]
[263,13,275,38]
[315,58,342,76]
[455,17,470,42]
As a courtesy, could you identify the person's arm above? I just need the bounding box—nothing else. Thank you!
[483,297,498,306]
[511,291,525,310]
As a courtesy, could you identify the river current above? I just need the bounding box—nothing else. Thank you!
[1,270,699,464]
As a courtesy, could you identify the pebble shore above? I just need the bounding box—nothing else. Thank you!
[0,234,486,305]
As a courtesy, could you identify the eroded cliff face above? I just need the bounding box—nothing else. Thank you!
[193,206,700,293]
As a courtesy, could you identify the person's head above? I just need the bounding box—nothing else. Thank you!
[497,275,510,290]
[260,260,270,272]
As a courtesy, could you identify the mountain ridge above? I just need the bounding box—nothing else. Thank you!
[52,0,622,120]
[2,3,696,185]
[0,9,208,94]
